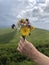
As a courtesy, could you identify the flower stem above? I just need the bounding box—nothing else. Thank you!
[22,35,25,40]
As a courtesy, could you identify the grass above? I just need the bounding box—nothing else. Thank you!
[0,28,49,65]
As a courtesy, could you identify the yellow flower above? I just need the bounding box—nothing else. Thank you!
[20,25,35,36]
[20,26,30,36]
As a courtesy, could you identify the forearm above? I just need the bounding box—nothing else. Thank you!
[31,47,49,65]
[17,37,49,65]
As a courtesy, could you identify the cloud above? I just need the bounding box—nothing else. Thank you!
[46,0,49,4]
[0,0,49,30]
[17,0,49,30]
[36,0,45,3]
[0,0,26,26]
[29,0,34,2]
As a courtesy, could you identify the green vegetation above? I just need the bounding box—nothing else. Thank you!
[0,28,49,65]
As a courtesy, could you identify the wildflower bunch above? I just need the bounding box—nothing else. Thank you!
[18,19,35,39]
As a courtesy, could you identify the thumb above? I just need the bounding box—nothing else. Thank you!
[20,36,25,42]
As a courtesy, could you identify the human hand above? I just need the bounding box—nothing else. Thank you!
[17,37,36,59]
[17,37,49,65]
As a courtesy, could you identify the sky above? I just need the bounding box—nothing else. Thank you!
[0,0,49,30]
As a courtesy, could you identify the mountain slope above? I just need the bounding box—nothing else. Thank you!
[0,28,49,65]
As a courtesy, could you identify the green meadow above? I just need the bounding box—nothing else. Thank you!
[0,28,49,65]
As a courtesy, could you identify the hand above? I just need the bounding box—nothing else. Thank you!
[17,37,49,65]
[17,37,36,59]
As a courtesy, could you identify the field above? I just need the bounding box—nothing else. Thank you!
[0,28,49,65]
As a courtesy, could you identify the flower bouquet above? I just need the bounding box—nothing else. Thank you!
[18,19,35,39]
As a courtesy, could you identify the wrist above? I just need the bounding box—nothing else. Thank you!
[31,46,39,60]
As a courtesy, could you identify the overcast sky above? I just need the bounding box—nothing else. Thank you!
[0,0,49,30]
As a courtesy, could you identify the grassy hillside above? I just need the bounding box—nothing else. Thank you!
[0,28,49,65]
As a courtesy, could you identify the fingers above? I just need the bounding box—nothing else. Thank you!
[20,36,25,43]
[17,36,27,53]
[17,43,22,53]
[17,47,21,52]
[20,36,27,44]
[17,41,23,53]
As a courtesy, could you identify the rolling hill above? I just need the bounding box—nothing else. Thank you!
[0,28,49,65]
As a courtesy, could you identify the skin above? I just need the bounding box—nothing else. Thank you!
[17,37,49,65]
